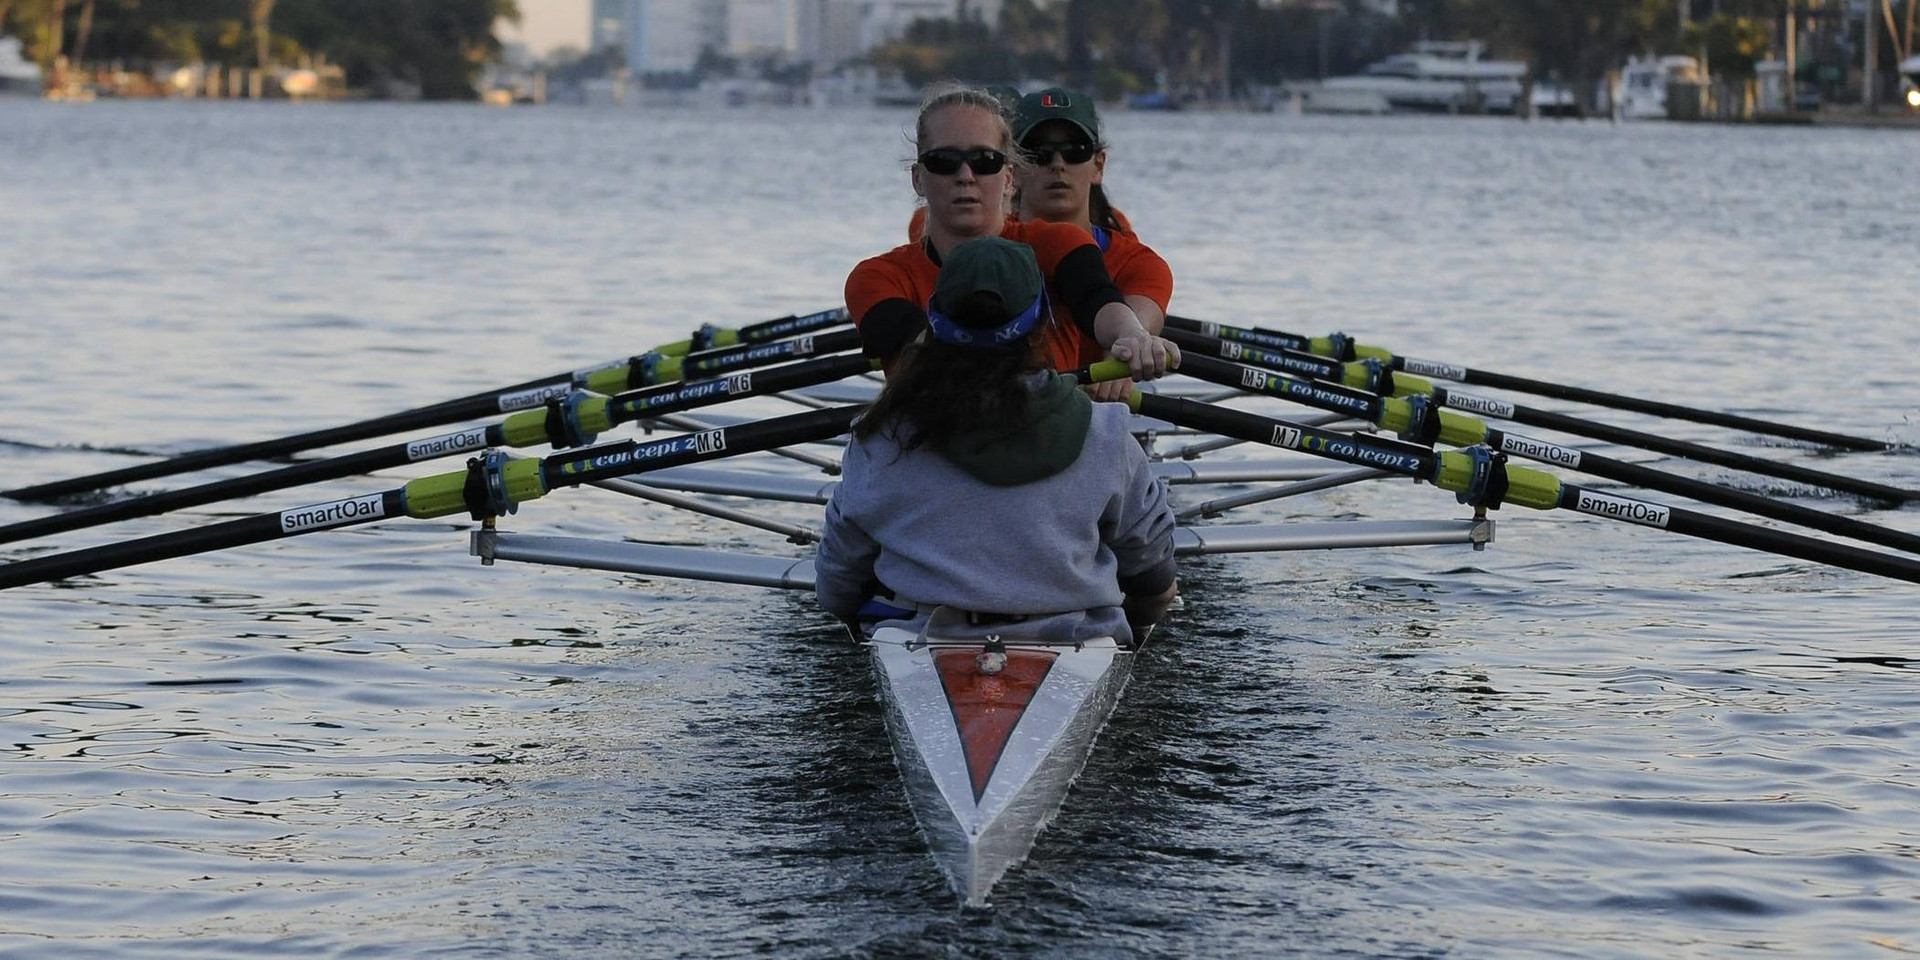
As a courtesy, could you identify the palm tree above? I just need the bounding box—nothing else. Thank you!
[252,0,274,82]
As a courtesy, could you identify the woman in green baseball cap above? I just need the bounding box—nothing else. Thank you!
[816,235,1179,644]
[1011,87,1174,403]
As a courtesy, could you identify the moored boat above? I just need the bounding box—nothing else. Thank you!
[0,35,43,96]
[1307,40,1526,115]
[1614,55,1700,120]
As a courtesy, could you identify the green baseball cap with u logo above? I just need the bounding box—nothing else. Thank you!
[1013,87,1101,144]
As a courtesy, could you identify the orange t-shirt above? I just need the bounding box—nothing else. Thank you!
[907,205,1135,241]
[846,220,1114,372]
[902,207,1170,369]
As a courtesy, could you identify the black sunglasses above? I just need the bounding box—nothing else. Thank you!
[917,148,1009,177]
[1022,141,1098,166]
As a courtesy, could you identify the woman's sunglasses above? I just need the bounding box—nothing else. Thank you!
[917,148,1009,176]
[1022,141,1098,166]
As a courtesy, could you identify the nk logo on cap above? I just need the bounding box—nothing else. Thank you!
[1041,92,1069,107]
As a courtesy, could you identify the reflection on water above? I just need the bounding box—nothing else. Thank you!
[2,101,1919,956]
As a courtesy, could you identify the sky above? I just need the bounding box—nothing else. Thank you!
[496,0,592,58]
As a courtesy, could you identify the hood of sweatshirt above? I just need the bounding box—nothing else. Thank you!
[937,372,1093,486]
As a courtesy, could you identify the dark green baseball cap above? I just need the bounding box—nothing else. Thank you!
[929,237,1043,332]
[1013,87,1101,144]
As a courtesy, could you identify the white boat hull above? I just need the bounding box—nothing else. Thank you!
[869,625,1133,907]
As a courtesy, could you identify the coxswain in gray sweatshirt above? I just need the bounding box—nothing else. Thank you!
[813,371,1176,646]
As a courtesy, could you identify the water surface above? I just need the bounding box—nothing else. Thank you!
[2,101,1917,958]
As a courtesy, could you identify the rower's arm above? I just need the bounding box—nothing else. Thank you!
[1123,581,1177,635]
[1093,302,1179,379]
[814,497,880,620]
[1107,437,1178,601]
[1124,294,1165,335]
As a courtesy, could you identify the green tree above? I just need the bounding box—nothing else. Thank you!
[870,16,1014,86]
[1453,0,1674,113]
[1684,12,1772,77]
[2,0,517,98]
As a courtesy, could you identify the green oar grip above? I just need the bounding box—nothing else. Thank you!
[403,458,549,520]
[582,364,632,395]
[582,354,687,395]
[1307,336,1345,358]
[1500,463,1563,510]
[1352,342,1394,362]
[654,328,741,358]
[1379,398,1487,448]
[1432,409,1484,447]
[498,396,614,448]
[1433,452,1563,511]
[500,408,544,448]
[403,471,471,519]
[1387,372,1434,398]
[648,355,685,385]
[1087,359,1132,383]
[576,396,614,436]
[1433,451,1489,506]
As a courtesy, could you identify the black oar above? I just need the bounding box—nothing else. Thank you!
[1172,352,1920,554]
[5,308,850,503]
[1132,392,1920,586]
[1163,327,1920,505]
[0,352,875,546]
[0,406,863,591]
[1165,315,1895,452]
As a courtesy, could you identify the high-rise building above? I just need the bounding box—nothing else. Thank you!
[797,0,863,66]
[592,0,628,51]
[728,0,800,56]
[615,0,996,74]
[626,0,724,73]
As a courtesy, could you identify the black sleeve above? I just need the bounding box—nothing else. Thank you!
[1117,557,1177,598]
[858,299,928,361]
[1053,244,1127,337]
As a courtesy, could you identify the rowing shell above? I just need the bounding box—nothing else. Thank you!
[471,520,1490,905]
[868,618,1136,907]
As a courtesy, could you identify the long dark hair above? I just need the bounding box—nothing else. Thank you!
[1089,182,1124,234]
[853,296,1047,452]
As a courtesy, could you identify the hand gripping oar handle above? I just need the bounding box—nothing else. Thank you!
[1130,392,1920,587]
[5,309,852,503]
[1075,360,1135,384]
[0,405,863,591]
[1165,315,1895,453]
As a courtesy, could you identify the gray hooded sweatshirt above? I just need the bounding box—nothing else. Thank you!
[813,373,1176,642]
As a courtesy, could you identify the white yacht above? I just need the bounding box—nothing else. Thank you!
[1530,79,1579,117]
[0,35,42,96]
[1307,41,1527,115]
[1613,55,1700,120]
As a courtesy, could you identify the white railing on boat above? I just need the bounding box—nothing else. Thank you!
[632,457,1378,505]
[470,518,1493,590]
